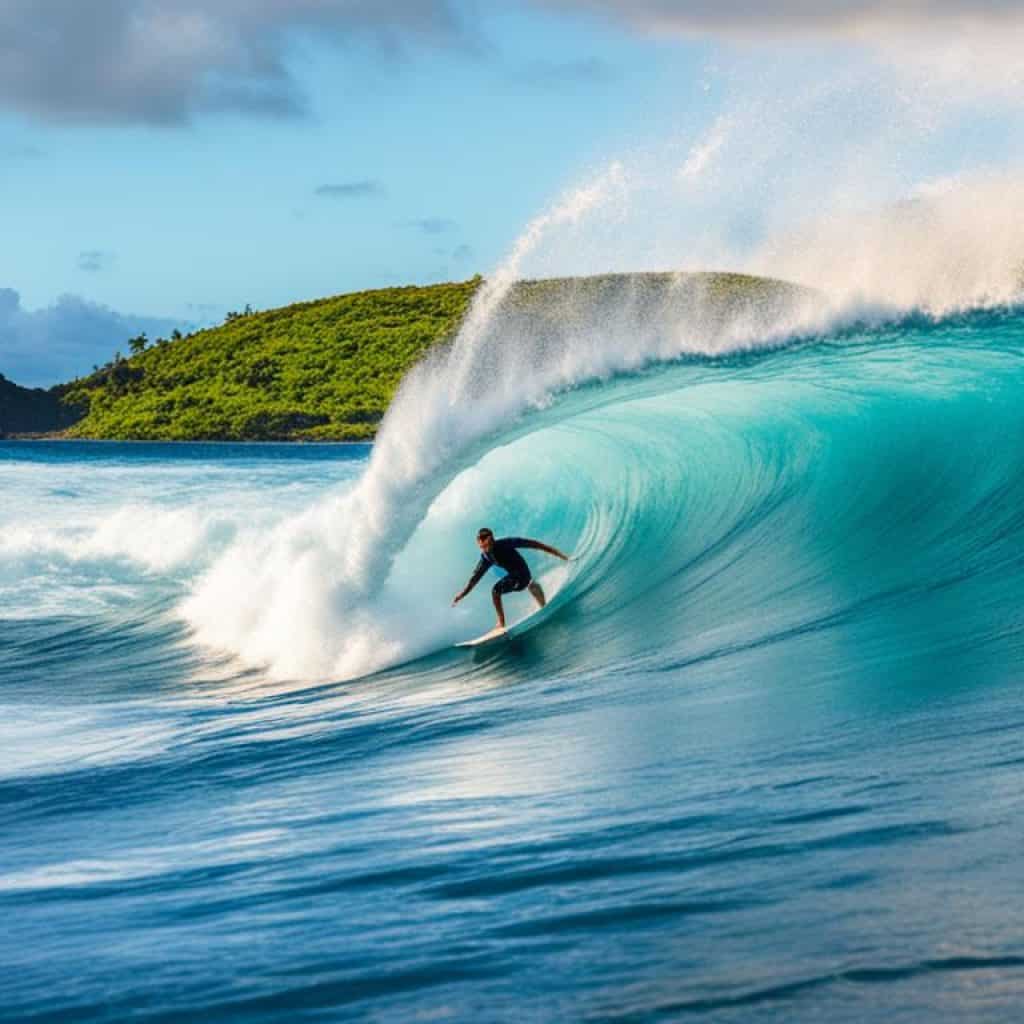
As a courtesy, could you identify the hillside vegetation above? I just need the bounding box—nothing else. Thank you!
[64,280,481,441]
[0,374,82,437]
[59,271,802,442]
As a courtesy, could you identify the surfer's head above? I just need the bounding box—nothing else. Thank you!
[477,527,495,554]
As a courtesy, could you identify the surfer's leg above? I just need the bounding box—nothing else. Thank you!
[528,581,546,608]
[491,582,507,628]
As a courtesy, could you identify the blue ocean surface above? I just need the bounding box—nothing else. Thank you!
[4,310,1024,1021]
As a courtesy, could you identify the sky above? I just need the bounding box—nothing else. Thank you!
[2,0,1024,386]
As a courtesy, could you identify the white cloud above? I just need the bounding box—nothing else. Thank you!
[7,2,1021,125]
[541,1,1024,38]
[541,1,1024,95]
[0,0,465,123]
[0,288,190,386]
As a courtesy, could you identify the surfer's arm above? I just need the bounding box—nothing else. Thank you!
[514,538,571,561]
[453,558,489,604]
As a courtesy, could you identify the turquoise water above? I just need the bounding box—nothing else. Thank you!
[4,309,1024,1020]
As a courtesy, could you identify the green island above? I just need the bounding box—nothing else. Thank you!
[1,272,801,441]
[0,373,82,437]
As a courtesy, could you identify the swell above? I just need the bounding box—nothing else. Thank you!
[6,305,1024,696]
[176,302,1024,684]
[457,307,1024,678]
[178,270,820,678]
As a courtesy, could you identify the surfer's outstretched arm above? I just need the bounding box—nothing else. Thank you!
[452,559,488,606]
[516,538,571,561]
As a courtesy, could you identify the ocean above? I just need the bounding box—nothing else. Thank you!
[4,303,1024,1021]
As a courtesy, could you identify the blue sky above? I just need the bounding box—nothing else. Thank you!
[1,0,1021,385]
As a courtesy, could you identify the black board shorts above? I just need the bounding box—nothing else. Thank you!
[493,573,531,596]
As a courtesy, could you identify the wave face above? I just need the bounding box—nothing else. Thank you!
[184,287,1024,684]
[178,154,1024,683]
[179,271,821,680]
[5,308,1024,1021]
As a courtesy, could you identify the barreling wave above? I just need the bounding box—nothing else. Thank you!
[180,157,1024,682]
[178,293,1024,683]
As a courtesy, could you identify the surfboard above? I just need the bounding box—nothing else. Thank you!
[455,625,510,648]
[454,602,551,648]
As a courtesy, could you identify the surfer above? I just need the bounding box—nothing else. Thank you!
[452,527,570,630]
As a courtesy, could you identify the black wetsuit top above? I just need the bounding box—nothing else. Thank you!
[467,537,533,590]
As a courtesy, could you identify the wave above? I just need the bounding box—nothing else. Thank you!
[180,145,1024,683]
[180,298,1024,682]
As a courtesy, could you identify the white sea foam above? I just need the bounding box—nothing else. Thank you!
[0,456,348,619]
